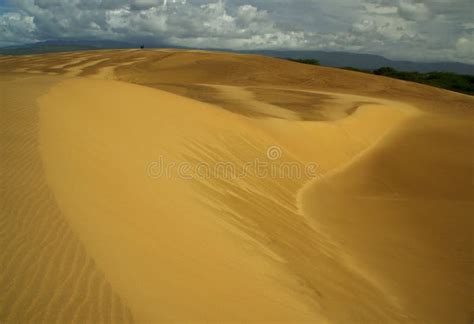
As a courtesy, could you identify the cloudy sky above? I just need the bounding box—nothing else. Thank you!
[0,0,472,63]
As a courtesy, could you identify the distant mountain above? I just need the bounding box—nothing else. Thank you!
[0,40,136,55]
[240,50,474,75]
[1,41,472,75]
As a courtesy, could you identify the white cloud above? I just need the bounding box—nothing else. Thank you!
[462,22,474,30]
[397,0,431,21]
[0,12,37,44]
[455,36,474,59]
[363,3,398,15]
[0,0,472,63]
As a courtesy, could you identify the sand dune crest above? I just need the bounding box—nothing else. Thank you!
[1,50,473,323]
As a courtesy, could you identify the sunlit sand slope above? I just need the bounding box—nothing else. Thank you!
[38,79,324,322]
[1,50,473,323]
[0,76,133,322]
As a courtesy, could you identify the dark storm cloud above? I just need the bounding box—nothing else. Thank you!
[0,0,472,63]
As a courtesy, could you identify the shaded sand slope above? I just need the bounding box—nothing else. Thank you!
[1,50,473,323]
[300,114,474,323]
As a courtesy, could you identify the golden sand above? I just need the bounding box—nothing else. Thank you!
[0,50,473,323]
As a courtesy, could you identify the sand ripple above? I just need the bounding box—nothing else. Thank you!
[0,76,133,323]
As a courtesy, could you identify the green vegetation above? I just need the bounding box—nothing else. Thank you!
[341,66,473,96]
[293,58,474,95]
[372,67,474,95]
[287,58,320,66]
[341,67,367,73]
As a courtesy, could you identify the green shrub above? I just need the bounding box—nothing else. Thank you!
[287,58,320,66]
[373,67,474,95]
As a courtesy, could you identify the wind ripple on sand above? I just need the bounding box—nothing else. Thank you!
[183,137,408,323]
[1,50,473,323]
[0,76,133,323]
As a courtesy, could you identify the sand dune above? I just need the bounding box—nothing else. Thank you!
[0,50,473,323]
[1,75,133,322]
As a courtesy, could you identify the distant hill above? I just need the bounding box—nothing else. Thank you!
[1,40,473,76]
[0,40,136,55]
[240,50,474,76]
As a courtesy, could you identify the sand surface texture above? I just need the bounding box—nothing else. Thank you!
[1,49,473,323]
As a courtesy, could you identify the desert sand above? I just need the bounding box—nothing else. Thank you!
[0,49,472,323]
